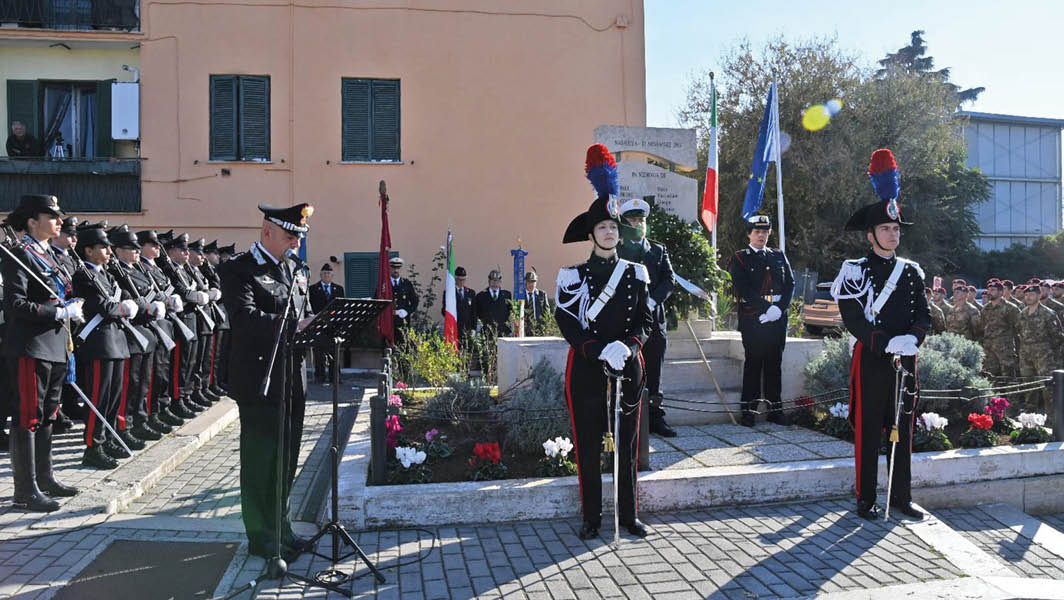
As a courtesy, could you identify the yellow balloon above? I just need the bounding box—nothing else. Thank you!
[802,105,830,131]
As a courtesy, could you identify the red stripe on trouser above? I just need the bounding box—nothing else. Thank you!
[85,360,102,446]
[17,356,39,430]
[146,361,154,415]
[634,350,645,514]
[172,342,182,400]
[850,341,863,499]
[563,348,584,513]
[209,335,217,385]
[117,360,130,430]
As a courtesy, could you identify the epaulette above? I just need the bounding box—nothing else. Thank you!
[630,262,650,283]
[556,266,581,289]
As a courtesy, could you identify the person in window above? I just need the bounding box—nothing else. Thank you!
[6,121,43,158]
[308,263,344,383]
[475,270,512,337]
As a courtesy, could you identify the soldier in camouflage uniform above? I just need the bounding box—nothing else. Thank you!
[1018,283,1064,414]
[933,286,950,314]
[1051,280,1064,304]
[927,288,947,334]
[1043,280,1064,319]
[1002,280,1023,309]
[979,280,1020,377]
[966,285,982,312]
[946,285,981,341]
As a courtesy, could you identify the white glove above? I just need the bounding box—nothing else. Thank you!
[758,304,783,324]
[151,301,166,320]
[208,288,222,302]
[885,334,919,356]
[396,308,409,319]
[192,291,209,306]
[118,299,139,319]
[57,300,85,323]
[598,341,631,371]
[167,294,184,312]
[648,298,657,311]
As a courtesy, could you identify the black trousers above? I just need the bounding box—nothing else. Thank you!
[564,348,643,525]
[175,336,198,401]
[236,392,306,547]
[151,343,175,413]
[739,321,786,415]
[851,342,916,506]
[313,346,334,382]
[643,331,667,419]
[81,358,125,447]
[193,334,213,392]
[8,356,65,431]
[216,330,231,388]
[125,352,152,423]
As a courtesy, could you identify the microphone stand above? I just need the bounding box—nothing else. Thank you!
[259,256,303,580]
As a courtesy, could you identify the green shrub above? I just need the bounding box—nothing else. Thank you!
[496,359,570,454]
[1011,427,1052,445]
[423,378,494,433]
[922,333,984,372]
[803,336,854,395]
[394,329,463,387]
[912,427,953,452]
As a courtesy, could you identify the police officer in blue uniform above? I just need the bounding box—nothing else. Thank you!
[617,198,677,437]
[556,144,654,540]
[832,149,928,521]
[727,215,794,427]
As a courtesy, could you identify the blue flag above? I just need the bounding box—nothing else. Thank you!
[741,83,779,220]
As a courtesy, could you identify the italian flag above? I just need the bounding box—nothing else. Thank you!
[700,81,718,234]
[443,232,458,349]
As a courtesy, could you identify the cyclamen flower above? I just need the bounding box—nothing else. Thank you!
[543,439,559,458]
[388,394,403,408]
[1018,413,1047,429]
[385,415,402,433]
[920,412,948,431]
[967,413,993,431]
[553,437,573,458]
[829,402,849,420]
[987,397,1009,419]
[425,428,439,443]
[395,381,409,389]
[395,446,427,469]
[474,442,501,464]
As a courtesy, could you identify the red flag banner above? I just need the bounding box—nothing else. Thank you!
[375,181,395,345]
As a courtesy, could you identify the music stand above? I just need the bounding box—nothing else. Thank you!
[290,298,391,594]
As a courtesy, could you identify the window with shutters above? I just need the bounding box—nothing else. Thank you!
[341,78,400,162]
[5,79,114,159]
[344,251,398,299]
[209,74,270,161]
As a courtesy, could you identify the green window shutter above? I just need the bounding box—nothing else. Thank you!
[6,80,41,141]
[209,75,238,161]
[371,80,400,161]
[341,78,370,161]
[95,80,113,157]
[344,251,398,298]
[239,75,270,161]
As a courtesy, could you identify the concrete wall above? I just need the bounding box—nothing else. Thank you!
[131,0,646,289]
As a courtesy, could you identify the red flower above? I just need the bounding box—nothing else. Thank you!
[968,413,993,431]
[796,396,813,408]
[472,442,501,464]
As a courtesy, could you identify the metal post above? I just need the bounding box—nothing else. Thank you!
[369,374,387,485]
[1053,370,1064,442]
[638,390,650,471]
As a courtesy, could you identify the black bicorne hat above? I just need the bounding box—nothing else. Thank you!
[563,144,622,244]
[844,149,913,231]
[259,203,313,235]
[562,194,622,244]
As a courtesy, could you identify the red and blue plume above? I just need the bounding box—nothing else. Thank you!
[867,148,899,201]
[585,144,618,198]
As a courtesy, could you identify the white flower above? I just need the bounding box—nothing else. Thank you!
[395,446,427,469]
[920,412,948,431]
[1018,413,1047,429]
[554,437,573,458]
[829,402,849,420]
[543,439,559,458]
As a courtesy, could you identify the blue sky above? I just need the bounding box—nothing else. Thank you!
[645,0,1064,126]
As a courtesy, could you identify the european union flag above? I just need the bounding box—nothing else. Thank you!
[741,83,779,220]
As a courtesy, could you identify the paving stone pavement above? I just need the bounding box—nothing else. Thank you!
[935,507,1064,580]
[3,378,1064,599]
[648,422,854,470]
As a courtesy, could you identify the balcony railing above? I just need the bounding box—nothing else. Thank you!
[0,1,139,32]
[0,158,141,213]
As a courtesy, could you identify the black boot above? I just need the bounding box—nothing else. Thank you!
[578,521,600,540]
[188,392,211,410]
[172,399,199,417]
[889,501,924,520]
[203,387,222,402]
[857,500,881,520]
[118,429,146,451]
[147,414,174,434]
[131,419,163,441]
[649,414,677,438]
[157,407,184,427]
[83,444,119,469]
[620,519,649,538]
[52,409,76,434]
[0,427,8,452]
[34,425,77,497]
[209,384,227,398]
[10,428,60,512]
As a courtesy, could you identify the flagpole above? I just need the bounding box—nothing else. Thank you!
[771,81,786,254]
[710,75,718,251]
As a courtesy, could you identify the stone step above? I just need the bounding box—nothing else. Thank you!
[666,319,716,340]
[661,357,744,390]
[659,387,744,425]
[665,337,739,360]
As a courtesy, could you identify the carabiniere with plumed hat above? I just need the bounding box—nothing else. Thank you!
[554,143,654,542]
[830,148,931,522]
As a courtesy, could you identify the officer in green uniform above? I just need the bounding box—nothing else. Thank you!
[979,279,1020,377]
[1018,283,1063,415]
